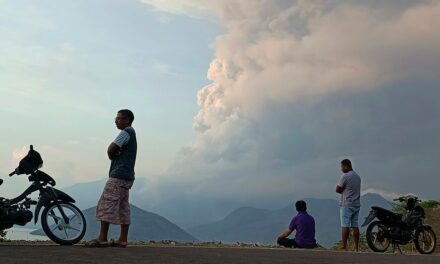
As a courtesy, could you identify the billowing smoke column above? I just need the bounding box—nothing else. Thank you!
[195,0,440,132]
[142,0,440,214]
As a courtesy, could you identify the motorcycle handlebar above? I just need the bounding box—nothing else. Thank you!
[9,170,16,176]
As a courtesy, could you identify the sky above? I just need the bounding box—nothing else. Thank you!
[0,0,220,196]
[1,0,440,206]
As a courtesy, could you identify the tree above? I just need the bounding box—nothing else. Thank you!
[420,200,440,210]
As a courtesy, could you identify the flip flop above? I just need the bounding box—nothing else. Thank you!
[84,239,110,248]
[110,239,128,248]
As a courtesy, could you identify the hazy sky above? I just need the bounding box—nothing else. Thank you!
[0,0,220,196]
[1,0,439,205]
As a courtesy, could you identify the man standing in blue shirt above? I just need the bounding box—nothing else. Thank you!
[277,200,317,249]
[336,159,361,251]
[86,109,137,248]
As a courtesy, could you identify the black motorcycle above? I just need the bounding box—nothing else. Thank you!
[0,145,86,245]
[362,195,437,254]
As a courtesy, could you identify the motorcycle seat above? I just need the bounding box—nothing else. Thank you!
[372,206,402,219]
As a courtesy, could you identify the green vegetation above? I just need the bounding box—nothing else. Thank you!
[392,199,440,214]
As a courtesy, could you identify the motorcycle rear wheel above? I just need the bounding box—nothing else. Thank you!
[414,226,437,254]
[366,221,391,252]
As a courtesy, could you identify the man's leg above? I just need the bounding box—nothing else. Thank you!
[341,227,350,250]
[116,181,133,245]
[93,179,114,245]
[98,221,110,242]
[352,227,360,251]
[277,237,296,248]
[340,207,350,250]
[118,224,129,244]
[351,207,361,251]
[84,220,110,247]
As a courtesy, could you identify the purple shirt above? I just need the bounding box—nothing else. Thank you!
[288,212,317,248]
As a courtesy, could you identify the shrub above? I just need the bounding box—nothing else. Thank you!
[0,229,7,241]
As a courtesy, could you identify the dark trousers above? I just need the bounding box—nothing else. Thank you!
[277,237,299,248]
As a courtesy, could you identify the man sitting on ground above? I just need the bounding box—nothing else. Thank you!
[277,200,318,249]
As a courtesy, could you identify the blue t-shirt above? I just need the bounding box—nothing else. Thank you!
[289,212,317,248]
[109,126,137,181]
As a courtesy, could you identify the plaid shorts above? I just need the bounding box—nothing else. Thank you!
[96,177,134,225]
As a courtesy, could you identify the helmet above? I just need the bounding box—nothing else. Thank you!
[15,145,43,175]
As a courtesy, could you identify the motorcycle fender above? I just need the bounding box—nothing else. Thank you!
[362,210,377,227]
[34,188,76,224]
[51,188,76,204]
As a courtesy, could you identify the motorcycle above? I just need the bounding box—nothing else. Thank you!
[0,145,86,245]
[362,195,437,254]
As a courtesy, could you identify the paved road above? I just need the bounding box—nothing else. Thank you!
[0,245,438,264]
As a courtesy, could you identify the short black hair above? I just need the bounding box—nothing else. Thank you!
[341,159,352,168]
[118,109,134,124]
[295,200,307,212]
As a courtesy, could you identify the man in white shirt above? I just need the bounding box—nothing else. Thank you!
[336,159,361,251]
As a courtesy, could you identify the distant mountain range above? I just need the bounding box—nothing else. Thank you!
[57,179,393,247]
[61,178,243,228]
[31,204,197,242]
[60,178,145,210]
[187,193,392,248]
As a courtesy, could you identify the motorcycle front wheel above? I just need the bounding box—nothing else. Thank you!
[414,226,437,254]
[41,202,87,245]
[366,221,391,252]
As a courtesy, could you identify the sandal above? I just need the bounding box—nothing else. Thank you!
[84,239,110,248]
[110,239,128,248]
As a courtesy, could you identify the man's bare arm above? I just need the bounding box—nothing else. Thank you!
[107,143,121,160]
[336,185,344,194]
[277,229,293,240]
